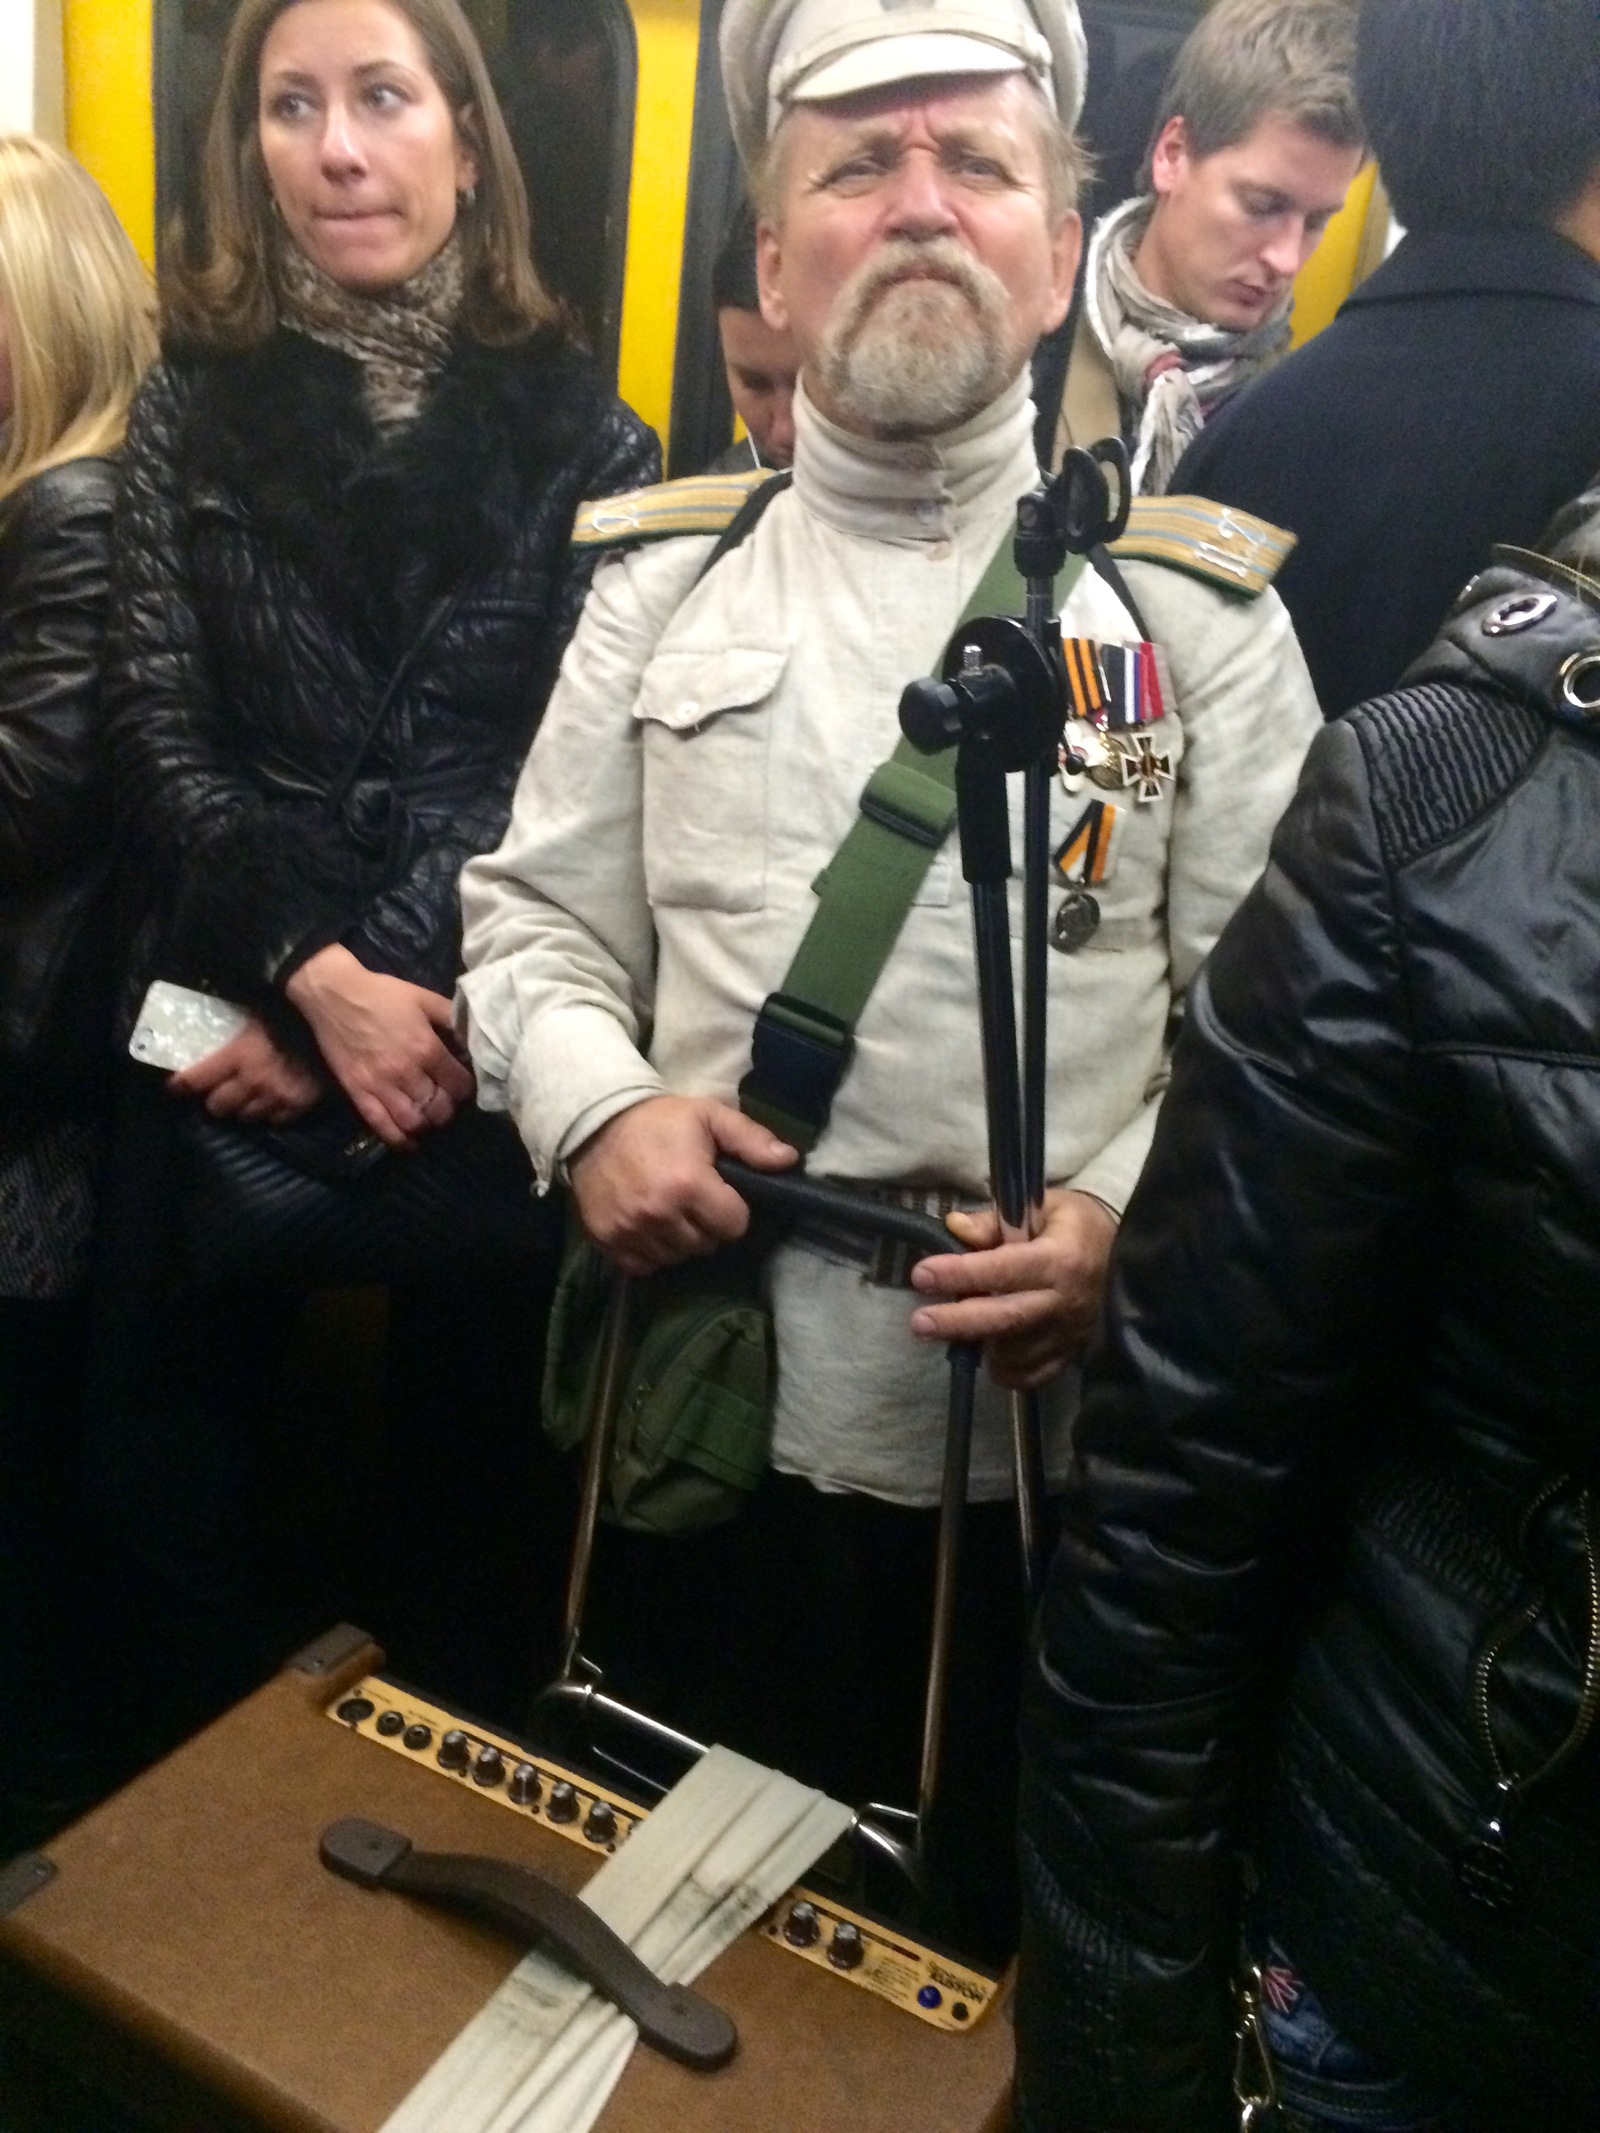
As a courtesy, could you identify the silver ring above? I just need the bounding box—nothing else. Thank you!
[1558,651,1600,714]
[1482,592,1558,637]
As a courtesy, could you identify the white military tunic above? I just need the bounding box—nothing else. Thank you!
[459,372,1319,1504]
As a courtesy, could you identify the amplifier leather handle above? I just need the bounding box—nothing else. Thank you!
[319,1818,736,2071]
[714,1157,963,1258]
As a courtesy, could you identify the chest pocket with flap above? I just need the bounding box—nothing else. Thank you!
[635,644,787,912]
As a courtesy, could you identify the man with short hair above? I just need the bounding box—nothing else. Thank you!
[706,202,800,471]
[459,0,1318,1894]
[1057,0,1363,492]
[1174,0,1600,717]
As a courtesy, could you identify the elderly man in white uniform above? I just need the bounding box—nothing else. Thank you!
[458,0,1319,1912]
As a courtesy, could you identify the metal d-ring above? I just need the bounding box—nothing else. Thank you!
[1558,650,1600,714]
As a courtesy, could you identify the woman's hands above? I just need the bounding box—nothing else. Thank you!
[284,942,474,1149]
[169,1016,322,1126]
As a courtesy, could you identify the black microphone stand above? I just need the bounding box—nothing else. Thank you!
[898,441,1131,1610]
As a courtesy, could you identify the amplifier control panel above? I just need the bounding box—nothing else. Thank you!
[326,1675,1000,2034]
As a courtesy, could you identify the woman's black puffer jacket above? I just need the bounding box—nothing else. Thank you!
[0,457,119,1110]
[1016,554,1600,2131]
[106,326,658,1016]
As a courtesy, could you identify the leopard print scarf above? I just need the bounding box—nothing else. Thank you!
[277,231,463,431]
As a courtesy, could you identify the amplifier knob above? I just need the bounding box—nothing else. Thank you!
[438,1729,470,1770]
[583,1799,617,1844]
[783,1901,821,1948]
[828,1921,865,1970]
[336,1697,375,1725]
[547,1780,579,1824]
[402,1722,432,1751]
[472,1746,505,1787]
[508,1763,541,1807]
[376,1710,405,1737]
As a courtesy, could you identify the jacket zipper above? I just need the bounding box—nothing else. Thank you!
[1460,1479,1600,1910]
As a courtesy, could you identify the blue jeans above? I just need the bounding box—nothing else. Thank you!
[1252,1940,1450,2132]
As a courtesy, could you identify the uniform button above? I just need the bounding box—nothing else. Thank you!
[679,698,700,719]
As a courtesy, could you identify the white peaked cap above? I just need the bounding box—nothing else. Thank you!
[720,0,1088,169]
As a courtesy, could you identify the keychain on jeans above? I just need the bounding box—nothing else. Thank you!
[1233,1962,1282,2132]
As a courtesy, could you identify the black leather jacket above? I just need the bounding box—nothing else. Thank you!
[0,456,119,1111]
[1016,558,1600,2131]
[105,326,658,1019]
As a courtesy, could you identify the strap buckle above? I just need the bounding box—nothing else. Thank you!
[856,758,956,849]
[738,994,855,1153]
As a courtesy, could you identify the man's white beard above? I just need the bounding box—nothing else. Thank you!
[814,238,1017,440]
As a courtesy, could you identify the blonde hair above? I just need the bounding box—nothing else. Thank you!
[163,0,562,350]
[0,136,156,505]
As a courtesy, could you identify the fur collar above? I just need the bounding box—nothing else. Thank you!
[175,325,602,653]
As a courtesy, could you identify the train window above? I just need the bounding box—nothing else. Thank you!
[153,0,637,383]
[668,0,1204,477]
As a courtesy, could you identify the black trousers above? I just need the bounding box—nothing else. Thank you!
[583,1469,1046,1961]
[83,1070,573,1775]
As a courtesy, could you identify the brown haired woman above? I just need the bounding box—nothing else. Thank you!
[93,0,658,1768]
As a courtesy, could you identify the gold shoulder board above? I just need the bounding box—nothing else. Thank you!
[573,466,781,550]
[1109,495,1295,598]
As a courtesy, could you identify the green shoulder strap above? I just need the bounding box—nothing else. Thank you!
[738,535,1084,1151]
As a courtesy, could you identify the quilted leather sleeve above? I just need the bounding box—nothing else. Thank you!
[1015,716,1431,2130]
[337,401,660,993]
[105,360,371,1005]
[0,459,117,887]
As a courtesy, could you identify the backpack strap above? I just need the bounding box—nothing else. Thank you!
[693,469,794,585]
[737,539,1087,1152]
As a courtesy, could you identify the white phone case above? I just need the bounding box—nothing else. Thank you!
[128,979,251,1073]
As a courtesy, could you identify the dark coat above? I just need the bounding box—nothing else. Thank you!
[0,457,119,1111]
[1171,228,1600,717]
[106,327,658,1018]
[1016,562,1600,2132]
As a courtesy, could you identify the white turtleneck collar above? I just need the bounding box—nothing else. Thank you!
[790,369,1041,548]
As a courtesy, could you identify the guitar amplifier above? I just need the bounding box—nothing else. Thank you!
[0,1625,1014,2133]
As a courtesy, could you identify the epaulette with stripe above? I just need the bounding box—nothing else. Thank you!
[573,466,781,550]
[1109,495,1295,598]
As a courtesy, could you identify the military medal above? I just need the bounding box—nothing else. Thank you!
[1049,798,1119,953]
[1060,628,1169,796]
[1114,732,1174,805]
[1051,887,1100,953]
[1053,797,1122,886]
[1059,718,1108,796]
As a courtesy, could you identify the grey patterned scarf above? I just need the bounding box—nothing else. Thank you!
[1086,196,1292,495]
[277,232,463,431]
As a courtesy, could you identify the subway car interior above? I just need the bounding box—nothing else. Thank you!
[9,0,1588,2129]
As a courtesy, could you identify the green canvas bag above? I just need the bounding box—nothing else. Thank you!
[542,1227,774,1535]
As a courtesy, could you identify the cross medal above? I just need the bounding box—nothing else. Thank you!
[1115,733,1174,805]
